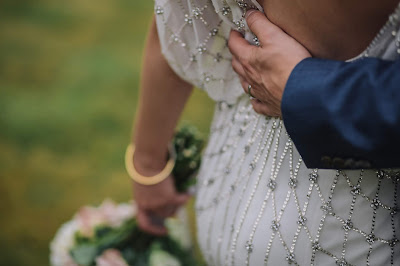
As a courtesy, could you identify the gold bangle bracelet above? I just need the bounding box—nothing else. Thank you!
[125,143,175,185]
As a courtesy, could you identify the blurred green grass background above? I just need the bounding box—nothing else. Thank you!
[0,0,214,265]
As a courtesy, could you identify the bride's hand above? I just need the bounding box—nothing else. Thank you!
[228,10,311,117]
[132,156,190,236]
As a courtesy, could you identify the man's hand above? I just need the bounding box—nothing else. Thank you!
[228,10,311,117]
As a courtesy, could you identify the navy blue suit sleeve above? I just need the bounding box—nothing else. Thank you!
[281,57,400,169]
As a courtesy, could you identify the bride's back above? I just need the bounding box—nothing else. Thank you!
[260,0,399,60]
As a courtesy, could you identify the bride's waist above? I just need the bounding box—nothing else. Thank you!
[207,95,398,175]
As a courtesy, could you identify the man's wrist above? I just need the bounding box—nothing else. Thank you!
[284,57,312,89]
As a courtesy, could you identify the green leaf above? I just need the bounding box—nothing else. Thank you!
[69,244,98,266]
[149,249,181,266]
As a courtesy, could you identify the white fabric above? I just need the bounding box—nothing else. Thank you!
[155,0,262,104]
[154,1,400,265]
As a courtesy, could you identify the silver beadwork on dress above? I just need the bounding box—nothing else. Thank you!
[155,0,400,265]
[155,0,262,104]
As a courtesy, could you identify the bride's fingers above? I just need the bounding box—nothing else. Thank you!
[147,193,190,220]
[153,204,178,218]
[137,209,167,236]
[173,193,191,206]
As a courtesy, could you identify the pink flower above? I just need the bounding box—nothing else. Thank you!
[76,206,107,237]
[75,199,136,237]
[98,199,136,227]
[96,249,129,266]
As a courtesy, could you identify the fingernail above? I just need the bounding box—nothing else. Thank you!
[245,9,257,19]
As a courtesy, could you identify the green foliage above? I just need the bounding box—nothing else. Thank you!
[173,123,205,192]
[69,219,199,266]
[71,219,138,265]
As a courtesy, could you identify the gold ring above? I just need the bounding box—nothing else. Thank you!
[248,85,255,98]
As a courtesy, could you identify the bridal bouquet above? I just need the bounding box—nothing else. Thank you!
[50,199,198,266]
[50,124,205,266]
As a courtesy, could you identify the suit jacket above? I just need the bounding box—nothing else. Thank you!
[281,57,400,169]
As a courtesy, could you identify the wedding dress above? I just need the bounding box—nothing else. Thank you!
[154,0,400,265]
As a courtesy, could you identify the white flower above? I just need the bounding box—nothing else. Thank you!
[49,220,79,266]
[149,250,181,266]
[96,249,129,266]
[165,208,192,249]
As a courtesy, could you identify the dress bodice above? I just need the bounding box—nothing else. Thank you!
[154,2,400,265]
[154,0,400,104]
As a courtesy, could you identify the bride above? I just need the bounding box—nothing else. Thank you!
[130,0,400,265]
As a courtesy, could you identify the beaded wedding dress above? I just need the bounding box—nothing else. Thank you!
[154,0,400,265]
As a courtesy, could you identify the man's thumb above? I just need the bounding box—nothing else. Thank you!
[245,9,258,19]
[245,9,274,41]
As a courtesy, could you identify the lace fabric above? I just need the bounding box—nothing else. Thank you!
[154,0,264,104]
[195,99,400,265]
[154,0,400,264]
